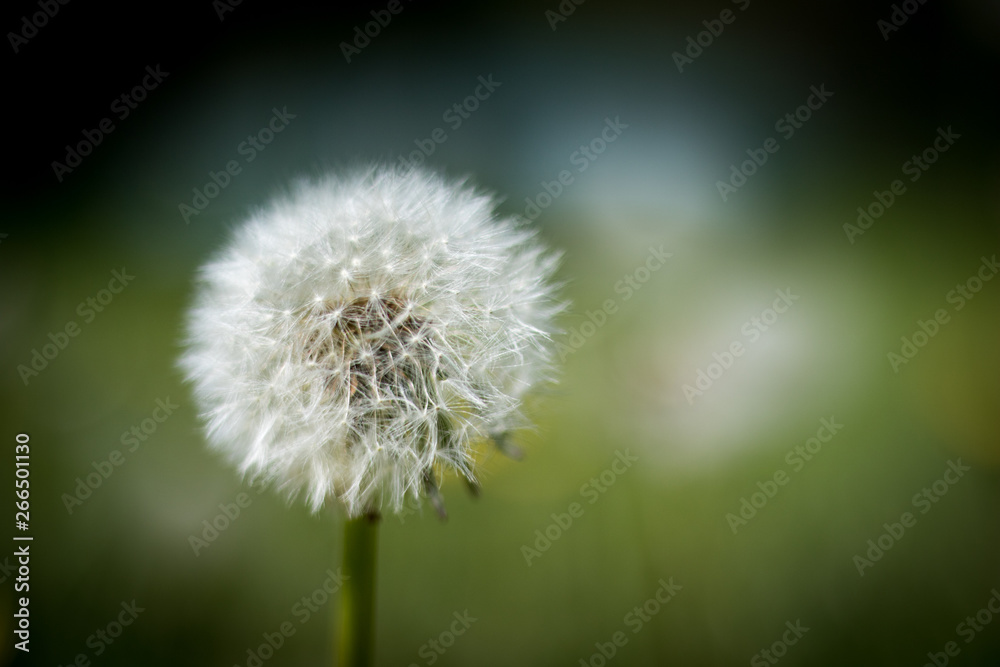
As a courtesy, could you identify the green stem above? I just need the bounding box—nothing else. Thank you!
[338,511,380,667]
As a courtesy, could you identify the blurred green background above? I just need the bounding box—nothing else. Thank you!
[2,1,999,665]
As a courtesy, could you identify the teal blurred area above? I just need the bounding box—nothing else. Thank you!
[2,1,999,665]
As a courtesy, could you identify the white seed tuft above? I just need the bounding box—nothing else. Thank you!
[179,165,564,518]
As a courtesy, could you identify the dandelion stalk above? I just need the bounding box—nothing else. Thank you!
[338,511,379,667]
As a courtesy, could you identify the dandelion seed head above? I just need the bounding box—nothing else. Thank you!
[179,165,564,517]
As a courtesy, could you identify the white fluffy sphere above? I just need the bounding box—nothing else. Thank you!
[179,166,563,517]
